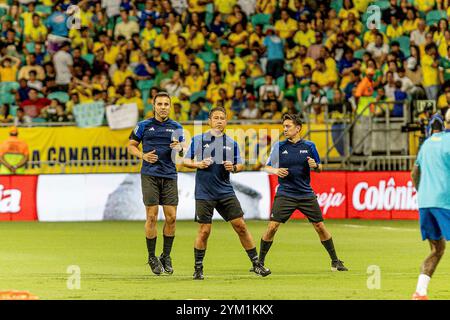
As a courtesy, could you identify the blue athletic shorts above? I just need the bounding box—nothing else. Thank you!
[419,208,450,241]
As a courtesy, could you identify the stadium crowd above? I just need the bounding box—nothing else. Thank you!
[0,0,449,125]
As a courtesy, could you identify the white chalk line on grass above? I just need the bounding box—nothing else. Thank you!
[342,224,417,232]
[117,272,426,279]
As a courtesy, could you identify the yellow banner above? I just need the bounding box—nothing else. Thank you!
[0,124,341,174]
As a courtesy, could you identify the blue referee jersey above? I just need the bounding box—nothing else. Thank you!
[130,118,184,179]
[266,139,321,198]
[186,132,243,200]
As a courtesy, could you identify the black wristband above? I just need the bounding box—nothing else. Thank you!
[232,165,237,173]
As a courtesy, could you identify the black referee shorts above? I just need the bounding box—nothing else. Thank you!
[271,195,323,223]
[195,196,244,224]
[141,174,178,206]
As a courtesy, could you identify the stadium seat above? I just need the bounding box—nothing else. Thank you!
[137,2,145,11]
[206,2,214,13]
[48,91,70,104]
[253,77,266,94]
[137,79,154,92]
[190,90,206,103]
[9,105,18,117]
[372,0,391,10]
[0,7,6,17]
[426,10,447,26]
[32,117,46,123]
[301,87,311,102]
[251,14,271,27]
[330,0,343,13]
[326,88,335,101]
[82,54,94,67]
[276,75,285,91]
[144,103,153,117]
[354,49,366,60]
[35,4,52,15]
[161,52,170,62]
[206,12,214,27]
[25,42,35,54]
[0,82,19,105]
[197,51,217,64]
[392,36,410,57]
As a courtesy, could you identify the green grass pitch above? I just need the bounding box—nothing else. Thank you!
[1,220,449,300]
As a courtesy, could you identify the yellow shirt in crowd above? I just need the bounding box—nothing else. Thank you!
[24,24,48,42]
[421,54,439,87]
[294,29,315,47]
[112,69,134,87]
[274,18,298,39]
[154,34,178,53]
[0,66,18,82]
[185,75,204,93]
[214,0,237,14]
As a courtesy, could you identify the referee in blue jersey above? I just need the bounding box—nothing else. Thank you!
[411,109,450,300]
[183,106,271,280]
[259,113,348,272]
[128,92,184,276]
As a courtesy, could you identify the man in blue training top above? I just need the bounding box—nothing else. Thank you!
[183,106,271,280]
[127,92,184,276]
[411,109,450,300]
[259,113,348,272]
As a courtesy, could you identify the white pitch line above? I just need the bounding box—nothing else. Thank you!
[342,224,417,232]
[380,226,417,232]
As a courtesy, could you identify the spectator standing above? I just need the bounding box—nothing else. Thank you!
[0,127,30,175]
[115,9,140,40]
[422,43,440,101]
[53,42,73,91]
[263,26,285,79]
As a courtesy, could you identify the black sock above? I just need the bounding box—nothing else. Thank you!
[246,247,258,264]
[259,239,273,264]
[194,248,206,267]
[146,237,157,258]
[162,235,175,257]
[321,238,338,261]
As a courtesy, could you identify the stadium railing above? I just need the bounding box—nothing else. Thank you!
[301,99,416,171]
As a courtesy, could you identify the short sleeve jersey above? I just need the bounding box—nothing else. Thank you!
[267,139,321,198]
[415,132,450,210]
[186,132,243,200]
[129,118,184,179]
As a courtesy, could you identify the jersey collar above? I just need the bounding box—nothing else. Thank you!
[287,138,303,145]
[152,117,170,124]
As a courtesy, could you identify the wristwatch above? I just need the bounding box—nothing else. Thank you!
[232,165,237,173]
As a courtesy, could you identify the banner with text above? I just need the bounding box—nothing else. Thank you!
[106,103,139,130]
[269,171,418,220]
[0,175,38,221]
[0,124,341,174]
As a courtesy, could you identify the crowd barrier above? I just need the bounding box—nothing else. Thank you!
[0,171,418,222]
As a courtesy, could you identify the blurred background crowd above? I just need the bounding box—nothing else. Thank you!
[0,0,449,125]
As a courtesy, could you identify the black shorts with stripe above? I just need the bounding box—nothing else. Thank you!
[271,195,323,223]
[195,196,244,224]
